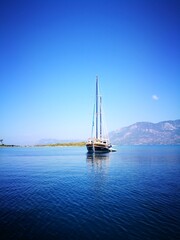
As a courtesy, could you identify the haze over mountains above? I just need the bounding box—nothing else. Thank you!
[109,120,180,145]
[38,120,180,146]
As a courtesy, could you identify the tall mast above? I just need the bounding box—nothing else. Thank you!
[96,76,99,139]
[100,96,102,139]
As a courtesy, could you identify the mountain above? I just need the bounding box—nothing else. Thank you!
[109,120,180,145]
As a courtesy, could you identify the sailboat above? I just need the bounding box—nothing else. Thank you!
[86,76,116,153]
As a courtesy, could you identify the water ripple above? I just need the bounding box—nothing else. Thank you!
[0,146,180,240]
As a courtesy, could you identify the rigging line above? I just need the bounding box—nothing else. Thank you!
[91,103,95,139]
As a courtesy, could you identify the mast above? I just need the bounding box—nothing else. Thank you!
[96,76,99,139]
[100,96,102,139]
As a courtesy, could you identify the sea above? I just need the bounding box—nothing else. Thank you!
[0,145,179,240]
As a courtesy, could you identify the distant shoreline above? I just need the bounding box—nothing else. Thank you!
[0,142,86,148]
[35,142,86,147]
[0,144,20,147]
[1,143,180,148]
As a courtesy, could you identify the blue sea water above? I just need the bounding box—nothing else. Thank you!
[0,146,180,240]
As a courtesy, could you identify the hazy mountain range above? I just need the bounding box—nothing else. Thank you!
[109,120,180,145]
[37,120,180,146]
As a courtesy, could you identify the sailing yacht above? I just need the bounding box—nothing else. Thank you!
[86,76,116,153]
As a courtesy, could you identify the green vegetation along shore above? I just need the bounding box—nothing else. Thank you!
[35,142,86,147]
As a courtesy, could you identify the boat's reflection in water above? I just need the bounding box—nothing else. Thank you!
[86,153,110,174]
[87,152,110,162]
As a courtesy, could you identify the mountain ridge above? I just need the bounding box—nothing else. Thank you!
[109,119,180,145]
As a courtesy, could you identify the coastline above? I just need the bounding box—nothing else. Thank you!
[0,142,86,148]
[35,142,86,147]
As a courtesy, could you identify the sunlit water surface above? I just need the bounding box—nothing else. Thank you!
[0,146,180,240]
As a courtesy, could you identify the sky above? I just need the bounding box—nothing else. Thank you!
[0,0,180,145]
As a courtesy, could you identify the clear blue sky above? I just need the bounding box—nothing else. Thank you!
[1,0,180,144]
